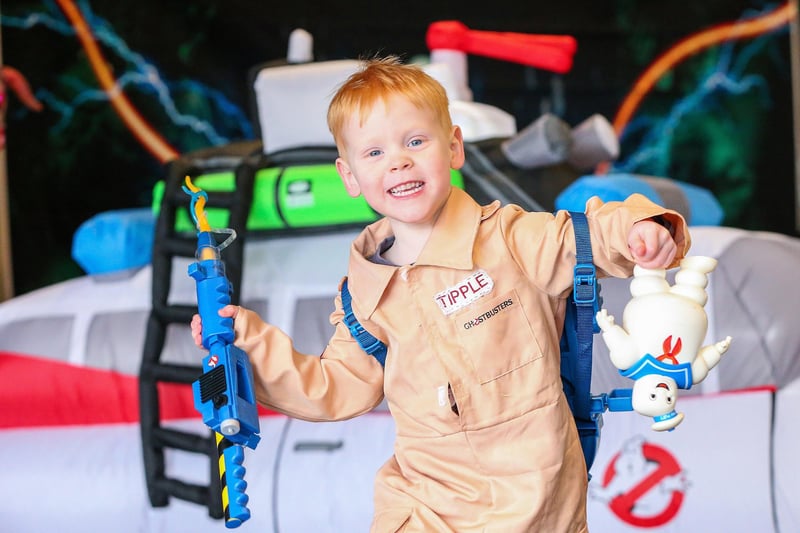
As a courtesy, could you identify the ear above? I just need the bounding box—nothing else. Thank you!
[449,126,465,170]
[336,157,361,198]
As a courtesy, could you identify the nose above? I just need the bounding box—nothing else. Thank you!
[390,154,412,172]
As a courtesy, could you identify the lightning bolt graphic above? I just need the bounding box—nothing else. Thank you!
[3,0,254,163]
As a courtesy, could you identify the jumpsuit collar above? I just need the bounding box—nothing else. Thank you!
[347,187,500,318]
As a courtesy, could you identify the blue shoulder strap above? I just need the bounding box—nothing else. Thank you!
[341,277,388,366]
[569,211,599,421]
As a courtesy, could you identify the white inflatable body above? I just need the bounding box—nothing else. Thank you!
[2,226,800,532]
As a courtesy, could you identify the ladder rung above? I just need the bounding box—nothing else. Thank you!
[154,477,211,507]
[150,303,196,324]
[155,236,196,257]
[164,187,239,208]
[153,426,210,454]
[143,362,202,384]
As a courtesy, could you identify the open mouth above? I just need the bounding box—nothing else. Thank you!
[389,181,424,197]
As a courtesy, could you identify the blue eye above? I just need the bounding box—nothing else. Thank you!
[368,149,382,157]
[409,138,423,147]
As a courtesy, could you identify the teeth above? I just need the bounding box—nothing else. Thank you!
[390,182,423,196]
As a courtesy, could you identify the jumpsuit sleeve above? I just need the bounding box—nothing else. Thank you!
[232,291,385,422]
[500,193,690,297]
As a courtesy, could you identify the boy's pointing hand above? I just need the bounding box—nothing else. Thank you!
[627,219,677,269]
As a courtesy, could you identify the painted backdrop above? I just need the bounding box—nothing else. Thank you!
[2,0,796,294]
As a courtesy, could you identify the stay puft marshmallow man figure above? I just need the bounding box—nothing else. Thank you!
[595,256,732,431]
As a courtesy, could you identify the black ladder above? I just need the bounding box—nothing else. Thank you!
[139,141,260,518]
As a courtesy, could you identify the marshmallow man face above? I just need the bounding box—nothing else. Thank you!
[631,374,685,431]
[631,374,678,417]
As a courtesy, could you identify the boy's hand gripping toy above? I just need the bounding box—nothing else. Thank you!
[184,177,261,528]
[595,256,732,431]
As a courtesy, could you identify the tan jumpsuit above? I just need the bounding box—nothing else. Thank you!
[233,187,689,532]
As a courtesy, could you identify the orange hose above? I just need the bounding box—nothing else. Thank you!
[184,176,212,232]
[56,0,179,163]
[613,2,796,139]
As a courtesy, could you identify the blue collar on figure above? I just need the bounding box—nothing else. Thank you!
[654,410,679,423]
[619,354,693,389]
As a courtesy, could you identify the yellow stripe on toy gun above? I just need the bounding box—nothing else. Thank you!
[216,432,250,528]
[216,432,231,521]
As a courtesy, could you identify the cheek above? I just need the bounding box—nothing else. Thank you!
[361,182,385,201]
[357,179,385,200]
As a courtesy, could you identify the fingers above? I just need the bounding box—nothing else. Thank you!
[635,241,677,269]
[628,233,647,261]
[219,304,239,318]
[190,314,203,347]
[629,223,677,269]
[190,306,240,348]
[595,309,615,331]
[717,336,732,354]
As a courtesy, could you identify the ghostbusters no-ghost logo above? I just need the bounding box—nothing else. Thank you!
[590,435,690,528]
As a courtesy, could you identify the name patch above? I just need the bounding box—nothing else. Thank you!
[434,270,493,315]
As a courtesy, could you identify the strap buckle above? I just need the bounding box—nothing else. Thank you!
[573,262,597,307]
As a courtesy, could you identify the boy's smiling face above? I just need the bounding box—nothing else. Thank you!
[335,94,464,230]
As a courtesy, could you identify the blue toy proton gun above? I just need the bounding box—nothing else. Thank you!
[184,177,261,528]
[189,231,261,448]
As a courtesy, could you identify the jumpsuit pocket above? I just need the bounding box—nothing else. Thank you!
[453,289,543,384]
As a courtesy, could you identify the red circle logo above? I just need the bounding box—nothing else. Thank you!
[601,441,685,527]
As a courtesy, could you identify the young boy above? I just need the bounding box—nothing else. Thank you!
[192,56,689,532]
